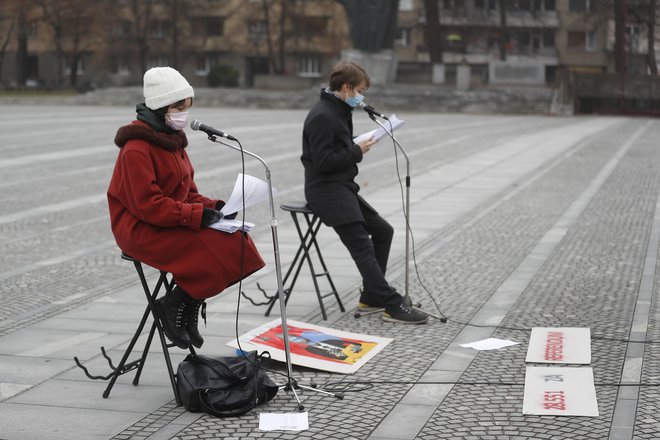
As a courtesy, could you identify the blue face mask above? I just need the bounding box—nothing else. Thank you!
[345,90,364,108]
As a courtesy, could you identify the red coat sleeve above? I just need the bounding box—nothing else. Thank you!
[185,169,219,208]
[120,149,204,231]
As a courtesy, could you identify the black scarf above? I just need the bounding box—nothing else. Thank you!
[135,103,178,134]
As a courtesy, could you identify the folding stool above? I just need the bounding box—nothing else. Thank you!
[74,253,195,406]
[265,201,345,320]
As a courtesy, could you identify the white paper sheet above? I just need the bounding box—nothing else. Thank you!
[354,114,405,144]
[460,338,520,351]
[219,173,275,216]
[207,219,254,233]
[259,412,309,431]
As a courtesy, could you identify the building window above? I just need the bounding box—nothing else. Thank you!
[64,57,85,76]
[115,20,132,37]
[248,20,267,39]
[543,30,555,48]
[569,0,589,13]
[297,56,321,77]
[396,27,412,47]
[626,24,641,52]
[148,57,169,68]
[544,0,555,10]
[195,56,217,75]
[207,18,224,36]
[399,0,413,11]
[149,21,170,38]
[567,31,586,50]
[112,59,130,75]
[586,31,596,52]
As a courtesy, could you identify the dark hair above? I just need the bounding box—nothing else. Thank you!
[162,98,193,111]
[328,60,371,91]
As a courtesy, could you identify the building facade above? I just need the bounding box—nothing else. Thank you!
[0,0,658,93]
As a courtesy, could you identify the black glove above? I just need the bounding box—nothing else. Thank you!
[216,200,237,220]
[201,208,223,227]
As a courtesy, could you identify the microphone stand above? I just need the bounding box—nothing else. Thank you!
[366,114,446,322]
[205,134,343,410]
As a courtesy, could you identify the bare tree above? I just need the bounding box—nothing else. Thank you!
[627,0,658,75]
[497,0,510,61]
[130,0,155,73]
[0,0,19,85]
[613,0,627,73]
[261,0,286,74]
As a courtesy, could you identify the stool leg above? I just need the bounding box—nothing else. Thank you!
[305,214,345,313]
[102,305,151,398]
[134,265,183,406]
[131,318,158,386]
[264,210,314,316]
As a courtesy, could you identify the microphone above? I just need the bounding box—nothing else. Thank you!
[190,120,237,141]
[358,102,388,119]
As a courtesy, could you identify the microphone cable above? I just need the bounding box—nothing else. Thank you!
[225,138,303,386]
[384,117,448,322]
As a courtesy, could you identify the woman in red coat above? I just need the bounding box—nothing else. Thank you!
[107,67,265,349]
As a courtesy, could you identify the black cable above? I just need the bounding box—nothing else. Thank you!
[384,120,660,343]
[318,379,660,393]
[386,117,448,321]
[226,138,299,385]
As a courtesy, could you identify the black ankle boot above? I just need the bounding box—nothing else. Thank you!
[185,299,206,348]
[155,286,191,349]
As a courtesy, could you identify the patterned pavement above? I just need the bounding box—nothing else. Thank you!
[0,103,659,439]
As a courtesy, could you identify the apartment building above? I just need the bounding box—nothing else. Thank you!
[0,0,657,94]
[0,0,351,89]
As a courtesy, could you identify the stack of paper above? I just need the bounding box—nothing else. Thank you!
[208,219,254,234]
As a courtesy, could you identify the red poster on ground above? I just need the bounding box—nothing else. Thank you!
[227,319,393,374]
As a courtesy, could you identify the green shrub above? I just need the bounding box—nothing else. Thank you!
[207,65,239,87]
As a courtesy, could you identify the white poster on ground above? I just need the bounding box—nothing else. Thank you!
[227,319,393,374]
[525,327,591,364]
[523,366,599,417]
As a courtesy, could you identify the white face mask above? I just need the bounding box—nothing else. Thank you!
[165,110,189,131]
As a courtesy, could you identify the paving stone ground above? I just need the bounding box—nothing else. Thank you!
[0,102,659,439]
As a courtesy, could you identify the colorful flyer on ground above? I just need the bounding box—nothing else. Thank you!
[226,319,393,374]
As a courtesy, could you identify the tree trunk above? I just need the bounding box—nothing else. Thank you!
[647,0,658,75]
[278,0,285,74]
[614,0,626,74]
[422,0,443,63]
[15,7,28,86]
[497,0,508,61]
[0,17,17,84]
[171,0,179,69]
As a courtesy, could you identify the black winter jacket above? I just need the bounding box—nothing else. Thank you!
[302,89,376,226]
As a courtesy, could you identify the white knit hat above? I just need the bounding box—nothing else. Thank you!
[143,66,194,110]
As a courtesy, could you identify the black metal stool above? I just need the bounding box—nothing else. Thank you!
[265,201,345,320]
[74,253,195,406]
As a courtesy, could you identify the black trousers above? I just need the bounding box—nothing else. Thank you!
[333,201,402,308]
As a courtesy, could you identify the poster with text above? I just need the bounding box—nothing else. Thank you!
[523,366,599,417]
[227,319,393,374]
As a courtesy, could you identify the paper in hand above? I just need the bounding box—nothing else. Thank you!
[354,114,405,144]
[219,173,275,216]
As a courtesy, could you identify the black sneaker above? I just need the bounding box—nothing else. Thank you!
[383,303,428,324]
[358,293,413,312]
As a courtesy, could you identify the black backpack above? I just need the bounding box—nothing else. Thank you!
[176,351,278,417]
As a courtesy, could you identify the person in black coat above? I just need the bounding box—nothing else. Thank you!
[301,60,427,324]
